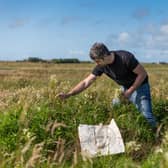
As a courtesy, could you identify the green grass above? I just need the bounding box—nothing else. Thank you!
[0,62,167,167]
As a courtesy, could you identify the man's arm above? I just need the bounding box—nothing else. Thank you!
[124,64,147,98]
[57,73,97,100]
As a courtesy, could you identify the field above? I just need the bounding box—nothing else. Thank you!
[0,62,168,168]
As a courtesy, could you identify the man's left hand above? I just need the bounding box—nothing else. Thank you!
[123,89,132,99]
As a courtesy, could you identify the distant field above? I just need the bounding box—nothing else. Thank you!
[0,62,93,89]
[0,61,167,114]
[0,62,167,95]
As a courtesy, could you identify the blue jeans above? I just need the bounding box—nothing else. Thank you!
[123,83,157,128]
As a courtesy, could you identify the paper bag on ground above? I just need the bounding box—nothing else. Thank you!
[78,119,125,157]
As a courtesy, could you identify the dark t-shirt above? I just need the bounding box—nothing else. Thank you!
[92,50,148,88]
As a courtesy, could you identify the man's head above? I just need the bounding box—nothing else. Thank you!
[89,42,110,60]
[89,42,112,66]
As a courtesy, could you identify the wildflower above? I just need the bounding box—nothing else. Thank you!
[126,141,141,153]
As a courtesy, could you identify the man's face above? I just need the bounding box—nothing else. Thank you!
[94,58,106,66]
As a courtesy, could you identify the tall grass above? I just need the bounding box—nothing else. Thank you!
[0,62,167,167]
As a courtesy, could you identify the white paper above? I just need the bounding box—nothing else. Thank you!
[78,119,125,157]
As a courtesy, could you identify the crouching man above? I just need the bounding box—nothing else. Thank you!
[57,42,157,129]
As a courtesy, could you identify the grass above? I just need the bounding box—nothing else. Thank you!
[0,62,167,167]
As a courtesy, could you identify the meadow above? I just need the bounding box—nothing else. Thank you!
[0,61,167,168]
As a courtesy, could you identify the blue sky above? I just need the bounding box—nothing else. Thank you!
[0,0,168,62]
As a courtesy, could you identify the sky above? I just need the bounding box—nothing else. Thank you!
[0,0,168,62]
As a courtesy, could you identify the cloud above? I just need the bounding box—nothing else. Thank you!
[141,49,168,62]
[133,8,150,20]
[106,32,135,48]
[118,32,130,43]
[107,23,168,50]
[160,24,168,34]
[105,23,168,62]
[8,19,28,29]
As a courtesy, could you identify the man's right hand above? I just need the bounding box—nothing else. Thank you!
[57,92,71,100]
[57,74,96,100]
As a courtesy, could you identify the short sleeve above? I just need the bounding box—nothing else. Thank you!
[92,65,104,76]
[125,52,139,70]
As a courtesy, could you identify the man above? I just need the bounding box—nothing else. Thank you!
[58,42,157,129]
